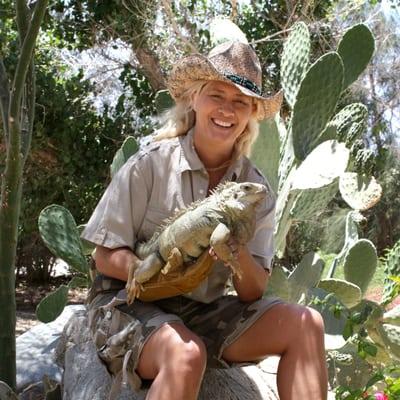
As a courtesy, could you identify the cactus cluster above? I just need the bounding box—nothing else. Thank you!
[251,21,400,388]
[252,21,379,258]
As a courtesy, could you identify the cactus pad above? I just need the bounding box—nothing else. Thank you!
[291,140,349,189]
[36,285,69,323]
[38,205,88,274]
[344,239,377,295]
[330,103,368,143]
[110,136,139,178]
[290,180,338,221]
[288,252,324,303]
[318,278,362,308]
[377,324,400,360]
[338,24,375,90]
[264,266,290,300]
[155,89,174,113]
[339,172,382,211]
[251,117,280,194]
[292,52,344,160]
[281,22,310,108]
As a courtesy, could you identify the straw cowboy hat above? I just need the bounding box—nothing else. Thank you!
[167,40,283,120]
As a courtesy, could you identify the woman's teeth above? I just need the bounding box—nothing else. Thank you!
[213,119,233,128]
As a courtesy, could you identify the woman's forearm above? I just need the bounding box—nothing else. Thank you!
[232,246,269,302]
[94,245,141,282]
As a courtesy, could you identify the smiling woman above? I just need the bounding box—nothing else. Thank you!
[81,39,328,400]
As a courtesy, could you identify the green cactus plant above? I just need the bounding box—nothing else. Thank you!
[291,52,344,161]
[318,279,362,309]
[265,252,324,303]
[339,173,382,211]
[38,205,88,274]
[37,205,90,322]
[110,136,139,178]
[337,24,375,90]
[252,117,280,194]
[280,21,310,108]
[343,239,377,295]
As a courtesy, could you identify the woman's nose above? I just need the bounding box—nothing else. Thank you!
[218,103,234,116]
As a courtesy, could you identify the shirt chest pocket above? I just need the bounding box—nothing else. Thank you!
[139,207,173,242]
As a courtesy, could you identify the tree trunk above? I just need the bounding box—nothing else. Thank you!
[0,0,48,390]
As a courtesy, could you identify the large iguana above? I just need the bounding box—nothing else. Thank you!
[126,181,268,303]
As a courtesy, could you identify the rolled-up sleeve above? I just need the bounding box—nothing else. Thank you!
[81,154,151,250]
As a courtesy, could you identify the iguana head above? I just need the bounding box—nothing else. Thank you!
[214,181,268,212]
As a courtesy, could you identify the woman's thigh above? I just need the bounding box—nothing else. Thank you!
[222,303,324,362]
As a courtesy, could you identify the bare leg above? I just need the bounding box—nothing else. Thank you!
[137,322,207,400]
[222,303,328,400]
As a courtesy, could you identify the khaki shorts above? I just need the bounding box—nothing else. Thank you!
[88,289,282,391]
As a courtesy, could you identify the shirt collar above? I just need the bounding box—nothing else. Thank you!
[178,128,244,181]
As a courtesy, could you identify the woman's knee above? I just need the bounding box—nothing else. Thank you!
[138,322,207,378]
[164,324,207,374]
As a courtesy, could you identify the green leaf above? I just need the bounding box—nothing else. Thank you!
[343,320,354,340]
[36,285,69,323]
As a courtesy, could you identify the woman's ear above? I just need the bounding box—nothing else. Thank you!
[190,91,198,112]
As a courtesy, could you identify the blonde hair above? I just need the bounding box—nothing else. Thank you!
[154,80,260,158]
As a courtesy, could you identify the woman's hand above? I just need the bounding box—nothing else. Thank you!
[208,237,241,266]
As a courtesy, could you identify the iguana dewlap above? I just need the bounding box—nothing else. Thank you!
[126,181,268,302]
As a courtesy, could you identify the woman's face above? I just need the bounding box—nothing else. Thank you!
[192,80,255,152]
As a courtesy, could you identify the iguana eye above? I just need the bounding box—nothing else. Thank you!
[243,184,251,191]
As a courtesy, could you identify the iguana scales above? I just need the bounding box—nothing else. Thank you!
[126,181,268,303]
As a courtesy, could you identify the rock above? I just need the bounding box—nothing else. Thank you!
[16,305,86,392]
[58,308,280,400]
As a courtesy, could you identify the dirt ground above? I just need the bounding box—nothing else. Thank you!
[15,276,87,337]
[15,277,399,337]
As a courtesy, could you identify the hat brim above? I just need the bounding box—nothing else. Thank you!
[167,53,282,121]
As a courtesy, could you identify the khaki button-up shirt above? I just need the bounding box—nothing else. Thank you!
[82,129,276,303]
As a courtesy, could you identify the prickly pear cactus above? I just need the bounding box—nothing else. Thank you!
[339,173,382,211]
[291,52,344,161]
[318,279,362,308]
[343,239,377,295]
[265,252,324,303]
[110,136,139,178]
[280,21,310,108]
[38,205,88,274]
[337,24,375,90]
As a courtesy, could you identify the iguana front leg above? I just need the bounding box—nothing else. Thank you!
[209,223,242,279]
[126,254,164,304]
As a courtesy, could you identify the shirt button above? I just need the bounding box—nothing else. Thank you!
[199,189,205,195]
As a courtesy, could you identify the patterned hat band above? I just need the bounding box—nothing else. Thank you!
[224,73,262,96]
